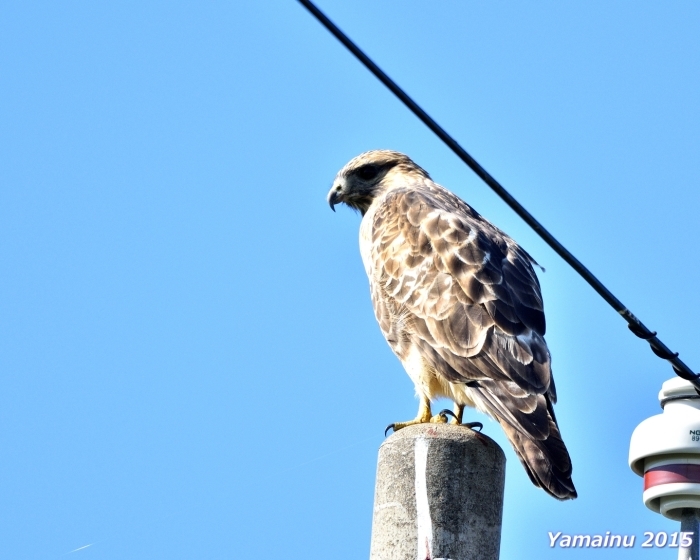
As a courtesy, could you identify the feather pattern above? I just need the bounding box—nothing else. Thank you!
[331,150,576,500]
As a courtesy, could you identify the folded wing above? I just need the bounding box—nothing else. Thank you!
[369,186,576,499]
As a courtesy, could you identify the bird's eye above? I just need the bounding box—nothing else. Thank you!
[356,164,380,181]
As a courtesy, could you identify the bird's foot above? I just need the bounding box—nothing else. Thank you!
[434,409,458,423]
[385,410,461,436]
[384,419,424,436]
[435,409,483,431]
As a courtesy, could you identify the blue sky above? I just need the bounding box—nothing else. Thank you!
[1,1,699,558]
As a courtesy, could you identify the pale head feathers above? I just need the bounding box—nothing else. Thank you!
[328,150,430,215]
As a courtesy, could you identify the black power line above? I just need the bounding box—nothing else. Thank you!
[298,0,700,389]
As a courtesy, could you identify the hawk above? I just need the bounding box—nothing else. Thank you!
[327,150,576,500]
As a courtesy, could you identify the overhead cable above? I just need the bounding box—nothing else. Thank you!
[297,0,700,390]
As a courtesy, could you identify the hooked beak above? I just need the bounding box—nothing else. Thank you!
[327,187,342,212]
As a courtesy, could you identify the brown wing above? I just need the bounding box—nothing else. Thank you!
[369,185,576,499]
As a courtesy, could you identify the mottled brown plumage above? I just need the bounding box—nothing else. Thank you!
[328,150,576,500]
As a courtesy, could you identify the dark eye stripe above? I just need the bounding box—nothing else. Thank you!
[356,164,380,181]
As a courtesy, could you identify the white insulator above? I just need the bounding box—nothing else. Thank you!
[629,378,700,520]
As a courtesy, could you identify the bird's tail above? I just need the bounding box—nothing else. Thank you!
[470,381,577,500]
[498,414,577,500]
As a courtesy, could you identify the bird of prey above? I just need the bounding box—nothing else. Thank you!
[327,150,576,500]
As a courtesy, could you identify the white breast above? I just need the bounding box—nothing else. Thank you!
[359,203,378,278]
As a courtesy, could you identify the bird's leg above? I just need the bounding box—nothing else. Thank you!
[451,403,464,425]
[386,396,431,434]
[385,395,451,435]
[431,401,463,425]
[434,405,461,424]
[433,403,483,431]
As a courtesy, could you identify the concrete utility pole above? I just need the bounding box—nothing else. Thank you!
[369,423,505,560]
[680,509,700,560]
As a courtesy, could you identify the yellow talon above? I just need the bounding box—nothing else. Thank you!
[385,399,468,435]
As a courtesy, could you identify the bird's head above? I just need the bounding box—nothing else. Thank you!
[327,150,430,215]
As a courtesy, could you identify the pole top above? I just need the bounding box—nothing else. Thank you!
[382,423,504,456]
